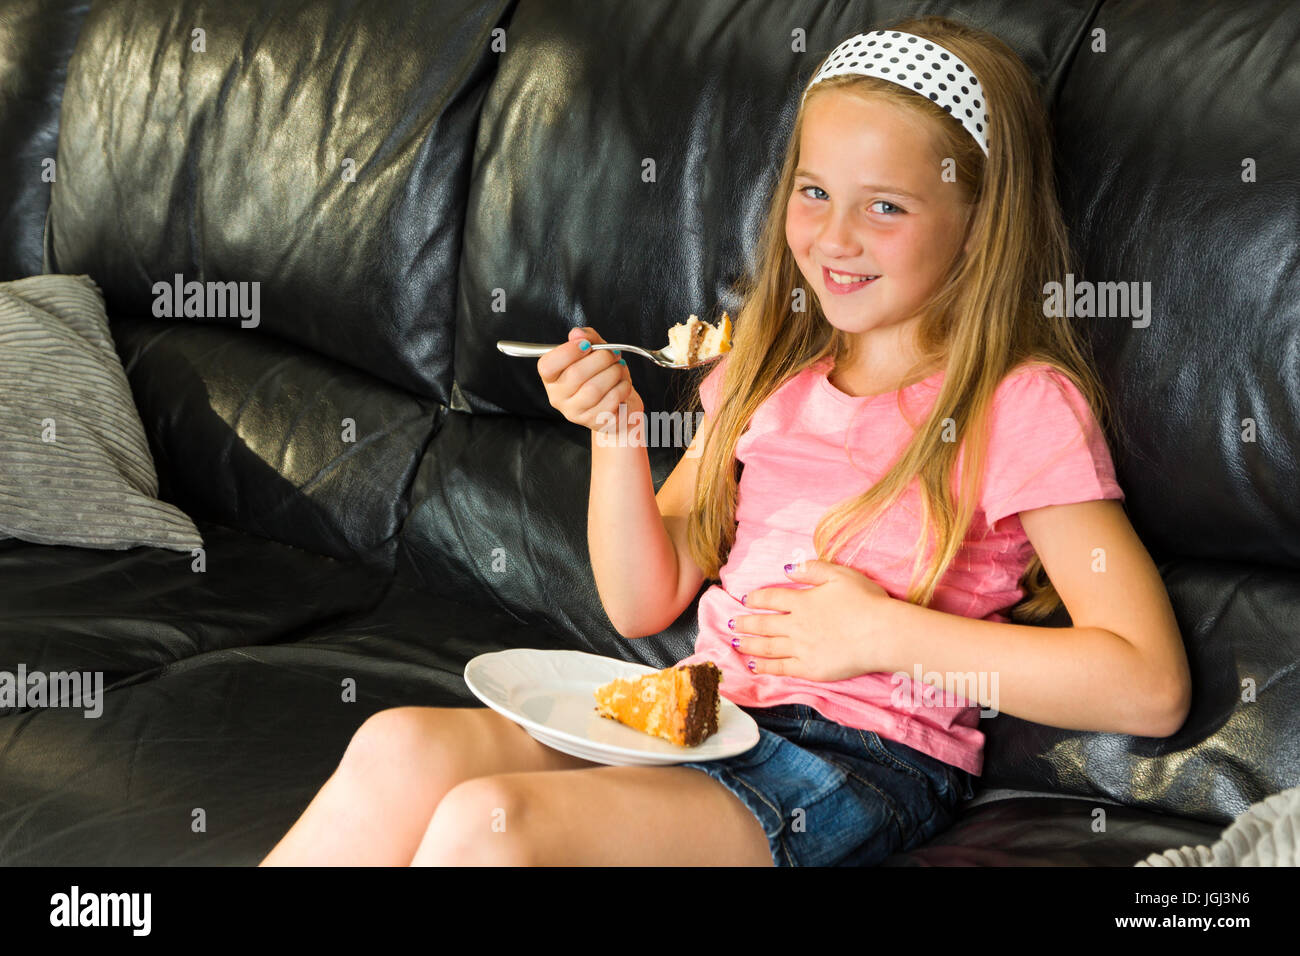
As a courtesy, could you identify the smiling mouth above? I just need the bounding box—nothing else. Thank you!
[822,266,880,289]
[828,269,878,283]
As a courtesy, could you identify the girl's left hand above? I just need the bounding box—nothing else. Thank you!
[729,559,904,682]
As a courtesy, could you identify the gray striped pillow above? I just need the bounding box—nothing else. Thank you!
[0,273,203,552]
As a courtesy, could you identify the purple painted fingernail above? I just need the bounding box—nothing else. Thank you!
[747,660,756,672]
[783,562,794,572]
[727,618,735,630]
[730,637,740,648]
[740,593,747,606]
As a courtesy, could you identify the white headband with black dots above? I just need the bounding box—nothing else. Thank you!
[802,30,990,157]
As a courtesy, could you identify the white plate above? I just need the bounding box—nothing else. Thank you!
[463,648,760,766]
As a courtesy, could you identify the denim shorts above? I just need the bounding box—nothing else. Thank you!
[678,703,976,866]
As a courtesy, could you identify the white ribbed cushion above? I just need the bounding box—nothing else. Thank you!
[0,274,203,551]
[1135,784,1300,866]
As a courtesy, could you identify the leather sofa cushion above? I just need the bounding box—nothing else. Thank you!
[395,409,699,668]
[0,520,390,698]
[110,316,439,572]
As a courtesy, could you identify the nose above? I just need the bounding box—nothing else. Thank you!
[816,206,861,258]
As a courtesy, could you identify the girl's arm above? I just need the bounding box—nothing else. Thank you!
[883,498,1192,737]
[588,404,711,638]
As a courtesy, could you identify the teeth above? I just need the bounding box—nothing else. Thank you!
[829,269,877,284]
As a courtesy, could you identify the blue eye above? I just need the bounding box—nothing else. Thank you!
[796,186,904,214]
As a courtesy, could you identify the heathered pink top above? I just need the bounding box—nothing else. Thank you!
[677,353,1125,776]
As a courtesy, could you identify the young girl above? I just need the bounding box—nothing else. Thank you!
[262,15,1190,867]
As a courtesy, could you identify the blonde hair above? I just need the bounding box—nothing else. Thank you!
[684,14,1127,623]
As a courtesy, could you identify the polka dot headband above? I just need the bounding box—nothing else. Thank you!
[802,30,990,157]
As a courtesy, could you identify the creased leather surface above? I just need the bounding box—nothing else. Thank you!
[882,796,1226,866]
[0,0,88,279]
[0,521,391,705]
[110,316,441,573]
[0,580,577,865]
[1052,0,1300,569]
[982,559,1300,825]
[45,0,514,402]
[395,408,700,669]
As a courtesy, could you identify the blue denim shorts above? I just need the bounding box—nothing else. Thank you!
[678,703,976,866]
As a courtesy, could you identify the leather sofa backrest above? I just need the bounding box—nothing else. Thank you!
[0,0,87,280]
[1053,1,1300,569]
[44,0,514,405]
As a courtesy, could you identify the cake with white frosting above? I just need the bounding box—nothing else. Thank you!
[663,312,732,366]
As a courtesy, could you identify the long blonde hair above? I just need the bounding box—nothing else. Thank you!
[684,14,1127,623]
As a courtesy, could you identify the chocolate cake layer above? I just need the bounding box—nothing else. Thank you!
[681,662,721,746]
[686,319,707,364]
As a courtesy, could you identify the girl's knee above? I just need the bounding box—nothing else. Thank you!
[341,706,436,773]
[417,777,538,866]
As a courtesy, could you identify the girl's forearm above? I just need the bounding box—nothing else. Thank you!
[588,432,679,638]
[880,603,1185,737]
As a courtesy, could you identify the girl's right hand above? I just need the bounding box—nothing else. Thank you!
[538,326,645,433]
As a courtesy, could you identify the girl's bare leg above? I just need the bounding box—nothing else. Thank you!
[259,706,600,866]
[411,764,775,866]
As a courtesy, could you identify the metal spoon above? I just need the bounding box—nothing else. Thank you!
[496,340,723,370]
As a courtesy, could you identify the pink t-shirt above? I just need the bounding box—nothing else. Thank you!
[678,353,1125,776]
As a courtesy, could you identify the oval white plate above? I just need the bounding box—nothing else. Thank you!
[463,648,760,766]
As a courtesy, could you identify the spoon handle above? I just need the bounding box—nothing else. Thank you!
[497,340,622,358]
[496,341,559,357]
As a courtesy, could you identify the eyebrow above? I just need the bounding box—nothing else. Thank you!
[793,168,925,202]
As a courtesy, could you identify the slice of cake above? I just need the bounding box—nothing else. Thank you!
[593,661,722,746]
[664,312,732,366]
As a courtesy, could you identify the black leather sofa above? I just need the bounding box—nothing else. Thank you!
[1,0,1294,866]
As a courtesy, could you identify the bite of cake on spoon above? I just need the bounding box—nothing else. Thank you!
[662,312,732,366]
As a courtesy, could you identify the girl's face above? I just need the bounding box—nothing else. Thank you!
[785,90,973,358]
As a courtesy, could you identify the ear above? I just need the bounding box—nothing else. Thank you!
[961,206,976,257]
